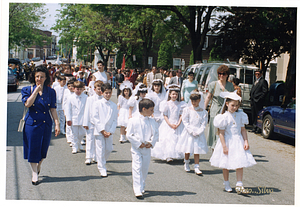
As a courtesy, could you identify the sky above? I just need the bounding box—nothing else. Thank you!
[39,3,62,41]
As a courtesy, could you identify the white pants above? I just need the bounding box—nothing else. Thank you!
[57,110,65,134]
[131,147,151,196]
[85,125,96,160]
[66,125,73,143]
[95,134,113,173]
[71,125,85,151]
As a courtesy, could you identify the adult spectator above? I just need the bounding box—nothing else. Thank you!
[115,69,125,97]
[232,77,242,97]
[250,69,268,133]
[146,66,157,88]
[204,65,234,149]
[21,66,60,185]
[92,60,111,84]
[129,68,138,88]
[143,69,149,86]
[164,70,175,88]
[154,66,166,84]
[169,70,184,88]
[180,71,198,103]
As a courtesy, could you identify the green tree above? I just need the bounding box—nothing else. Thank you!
[217,7,296,105]
[157,41,173,68]
[148,6,227,63]
[9,3,49,49]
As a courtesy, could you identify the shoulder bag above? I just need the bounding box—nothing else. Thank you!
[18,86,32,132]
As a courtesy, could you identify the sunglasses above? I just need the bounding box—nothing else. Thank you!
[218,73,227,76]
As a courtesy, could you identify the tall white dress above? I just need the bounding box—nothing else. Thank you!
[127,96,142,118]
[176,107,208,155]
[117,95,130,127]
[209,110,257,170]
[151,100,186,160]
[146,91,167,125]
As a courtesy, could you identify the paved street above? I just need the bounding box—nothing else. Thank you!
[5,81,295,205]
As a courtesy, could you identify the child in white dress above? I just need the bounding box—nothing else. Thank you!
[176,90,208,175]
[209,91,256,194]
[128,83,148,118]
[151,85,186,162]
[117,81,133,143]
[146,79,167,127]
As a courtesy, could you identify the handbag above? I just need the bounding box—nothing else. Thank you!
[18,86,32,132]
[207,82,217,118]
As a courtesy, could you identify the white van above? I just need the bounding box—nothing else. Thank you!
[182,62,259,112]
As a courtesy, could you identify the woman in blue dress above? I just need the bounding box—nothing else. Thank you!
[21,66,60,185]
[181,72,198,103]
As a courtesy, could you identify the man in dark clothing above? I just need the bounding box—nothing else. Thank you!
[115,69,125,97]
[250,69,268,133]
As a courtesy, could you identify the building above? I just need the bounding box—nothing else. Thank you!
[9,29,56,60]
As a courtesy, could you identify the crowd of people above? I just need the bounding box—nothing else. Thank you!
[20,62,258,199]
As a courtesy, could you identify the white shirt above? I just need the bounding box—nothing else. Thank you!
[53,85,67,110]
[93,71,111,84]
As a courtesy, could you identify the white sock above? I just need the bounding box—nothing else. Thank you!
[236,181,243,186]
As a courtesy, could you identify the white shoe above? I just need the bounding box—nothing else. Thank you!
[184,159,190,172]
[85,158,92,165]
[224,181,232,192]
[69,143,72,147]
[81,140,86,145]
[100,170,107,177]
[194,168,202,175]
[166,158,173,162]
[72,149,77,154]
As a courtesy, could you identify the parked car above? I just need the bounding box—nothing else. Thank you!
[31,57,41,61]
[182,62,261,112]
[256,99,295,139]
[7,68,19,92]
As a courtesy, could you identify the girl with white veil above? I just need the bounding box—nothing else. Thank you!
[117,80,133,143]
[176,89,208,174]
[146,79,167,127]
[151,84,186,162]
[128,83,148,118]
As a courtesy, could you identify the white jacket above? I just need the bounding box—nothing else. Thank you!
[65,93,88,126]
[82,94,102,128]
[126,114,159,150]
[92,98,118,135]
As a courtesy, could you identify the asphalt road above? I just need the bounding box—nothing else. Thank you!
[5,81,296,205]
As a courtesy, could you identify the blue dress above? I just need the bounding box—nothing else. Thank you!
[21,85,57,163]
[181,79,198,103]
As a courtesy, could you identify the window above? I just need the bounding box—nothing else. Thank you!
[240,69,254,84]
[173,58,181,70]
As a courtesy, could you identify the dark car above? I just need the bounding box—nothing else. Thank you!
[8,68,19,92]
[256,99,295,139]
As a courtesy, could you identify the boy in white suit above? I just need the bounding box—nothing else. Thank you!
[66,81,88,154]
[53,75,67,134]
[63,78,75,144]
[126,98,159,199]
[93,83,118,177]
[83,80,103,165]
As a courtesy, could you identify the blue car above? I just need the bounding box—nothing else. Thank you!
[257,100,295,139]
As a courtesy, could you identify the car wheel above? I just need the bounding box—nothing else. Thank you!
[262,114,274,138]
